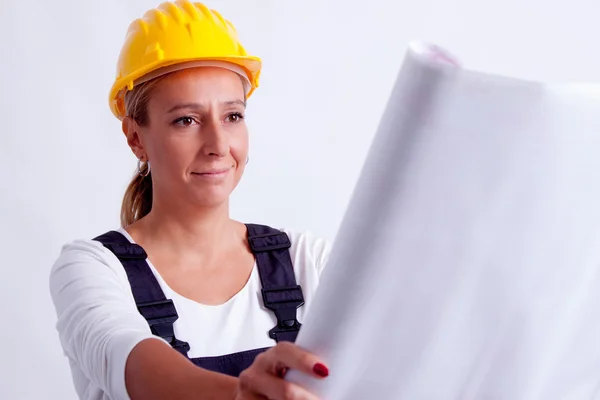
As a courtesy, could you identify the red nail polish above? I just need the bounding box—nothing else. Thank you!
[313,363,329,377]
[277,367,288,378]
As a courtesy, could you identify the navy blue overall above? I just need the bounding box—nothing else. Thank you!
[94,223,305,377]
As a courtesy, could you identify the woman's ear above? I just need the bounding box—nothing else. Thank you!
[122,116,145,159]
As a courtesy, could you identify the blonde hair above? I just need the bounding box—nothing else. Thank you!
[120,76,167,227]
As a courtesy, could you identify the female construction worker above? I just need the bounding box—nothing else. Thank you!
[49,1,332,399]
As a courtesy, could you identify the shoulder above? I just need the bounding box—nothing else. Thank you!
[279,227,332,277]
[49,233,133,302]
[50,234,123,274]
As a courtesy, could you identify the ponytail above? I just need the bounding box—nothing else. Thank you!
[119,75,167,227]
[120,164,153,227]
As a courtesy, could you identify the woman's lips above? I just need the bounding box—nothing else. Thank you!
[191,167,231,178]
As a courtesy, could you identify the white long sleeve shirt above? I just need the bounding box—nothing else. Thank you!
[49,227,331,400]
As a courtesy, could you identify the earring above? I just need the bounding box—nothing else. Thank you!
[137,158,151,177]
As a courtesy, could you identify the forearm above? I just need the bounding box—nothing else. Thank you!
[125,338,238,400]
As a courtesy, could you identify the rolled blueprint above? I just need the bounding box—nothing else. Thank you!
[287,42,600,399]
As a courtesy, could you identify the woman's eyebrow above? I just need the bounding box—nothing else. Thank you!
[224,99,247,108]
[167,99,246,113]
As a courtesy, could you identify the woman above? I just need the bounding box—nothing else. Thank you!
[49,1,331,399]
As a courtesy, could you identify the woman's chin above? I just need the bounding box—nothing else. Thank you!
[188,188,233,208]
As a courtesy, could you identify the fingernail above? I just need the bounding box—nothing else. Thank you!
[313,363,329,377]
[277,367,288,378]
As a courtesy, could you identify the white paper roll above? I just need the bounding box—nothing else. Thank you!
[287,42,600,399]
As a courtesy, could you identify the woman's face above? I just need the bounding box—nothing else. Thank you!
[128,67,249,209]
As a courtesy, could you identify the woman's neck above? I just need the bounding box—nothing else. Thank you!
[129,199,245,256]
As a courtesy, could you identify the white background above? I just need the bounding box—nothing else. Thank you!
[1,0,600,398]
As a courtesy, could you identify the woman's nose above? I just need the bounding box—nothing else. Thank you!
[202,119,229,157]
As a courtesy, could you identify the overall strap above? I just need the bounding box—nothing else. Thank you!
[93,231,191,356]
[246,224,305,343]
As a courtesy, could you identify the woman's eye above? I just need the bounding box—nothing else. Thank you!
[226,113,244,123]
[174,116,198,127]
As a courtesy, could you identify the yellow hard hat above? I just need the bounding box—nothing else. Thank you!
[109,0,261,120]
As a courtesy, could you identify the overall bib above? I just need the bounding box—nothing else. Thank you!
[94,224,305,377]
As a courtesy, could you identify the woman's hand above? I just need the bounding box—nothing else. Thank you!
[235,342,329,400]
